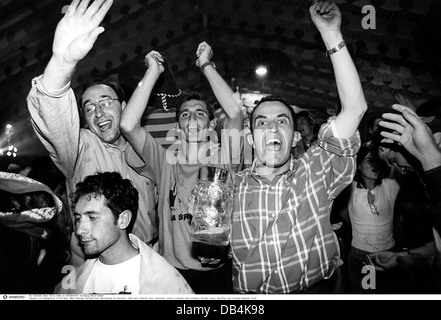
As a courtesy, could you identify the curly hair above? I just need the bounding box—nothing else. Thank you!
[71,172,138,229]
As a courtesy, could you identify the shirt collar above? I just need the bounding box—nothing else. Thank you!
[249,155,297,181]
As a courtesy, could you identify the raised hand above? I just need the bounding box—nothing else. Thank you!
[144,50,165,77]
[195,41,214,67]
[52,0,113,65]
[309,1,342,35]
[379,104,441,170]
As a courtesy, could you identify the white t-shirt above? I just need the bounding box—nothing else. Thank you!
[82,254,141,294]
[349,179,400,252]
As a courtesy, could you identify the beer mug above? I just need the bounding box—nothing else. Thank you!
[189,166,234,246]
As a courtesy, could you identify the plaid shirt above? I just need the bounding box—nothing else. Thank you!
[231,118,360,293]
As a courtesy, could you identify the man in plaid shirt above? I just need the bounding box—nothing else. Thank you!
[231,1,367,293]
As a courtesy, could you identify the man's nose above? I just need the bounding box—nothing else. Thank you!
[190,113,197,121]
[94,104,104,118]
[75,219,88,237]
[268,120,278,132]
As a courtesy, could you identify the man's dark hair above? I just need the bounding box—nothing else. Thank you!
[71,172,138,229]
[366,114,382,131]
[79,79,126,108]
[296,111,313,124]
[175,91,215,122]
[250,95,297,131]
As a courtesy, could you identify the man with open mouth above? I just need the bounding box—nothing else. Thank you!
[26,0,159,268]
[120,41,243,294]
[230,1,367,294]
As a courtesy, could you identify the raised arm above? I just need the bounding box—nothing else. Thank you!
[42,0,113,91]
[120,51,165,157]
[309,1,367,138]
[196,41,243,130]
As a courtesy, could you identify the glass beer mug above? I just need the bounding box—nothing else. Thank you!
[189,166,234,246]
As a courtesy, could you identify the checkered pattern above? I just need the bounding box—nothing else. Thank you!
[231,117,361,293]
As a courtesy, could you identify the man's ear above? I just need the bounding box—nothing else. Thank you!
[117,210,132,230]
[292,131,302,147]
[121,101,127,110]
[246,131,255,148]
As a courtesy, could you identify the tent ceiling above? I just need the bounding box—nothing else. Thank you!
[0,0,440,158]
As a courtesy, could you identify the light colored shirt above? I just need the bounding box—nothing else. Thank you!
[54,234,194,294]
[231,117,360,293]
[138,123,237,270]
[83,254,141,294]
[349,179,400,252]
[27,75,158,247]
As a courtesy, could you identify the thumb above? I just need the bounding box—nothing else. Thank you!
[85,26,105,45]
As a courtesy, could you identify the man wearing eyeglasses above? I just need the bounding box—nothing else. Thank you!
[26,0,158,267]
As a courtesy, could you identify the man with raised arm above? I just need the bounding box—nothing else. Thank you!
[27,0,158,267]
[230,1,367,293]
[120,42,243,293]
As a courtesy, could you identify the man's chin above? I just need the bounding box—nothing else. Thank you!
[185,133,205,143]
[97,132,120,145]
[258,156,290,168]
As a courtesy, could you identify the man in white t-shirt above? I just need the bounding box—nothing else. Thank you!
[120,42,244,294]
[54,172,193,294]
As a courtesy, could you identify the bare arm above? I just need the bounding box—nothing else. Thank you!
[369,241,436,271]
[196,41,243,130]
[309,1,367,138]
[42,0,113,91]
[120,51,165,158]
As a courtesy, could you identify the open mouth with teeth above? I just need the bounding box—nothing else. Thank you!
[265,138,282,151]
[97,120,112,131]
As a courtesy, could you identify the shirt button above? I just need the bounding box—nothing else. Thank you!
[269,240,274,245]
[274,269,278,274]
[271,213,276,218]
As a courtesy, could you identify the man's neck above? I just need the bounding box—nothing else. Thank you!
[303,134,314,145]
[254,160,291,182]
[180,138,216,165]
[109,134,126,151]
[99,235,139,265]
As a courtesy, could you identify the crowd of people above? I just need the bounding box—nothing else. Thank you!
[1,0,441,295]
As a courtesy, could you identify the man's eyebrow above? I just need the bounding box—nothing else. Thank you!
[82,95,112,106]
[74,210,99,216]
[254,113,290,122]
[276,113,291,119]
[254,114,267,122]
[181,106,208,113]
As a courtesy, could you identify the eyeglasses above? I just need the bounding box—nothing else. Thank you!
[83,96,120,115]
[367,189,379,215]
